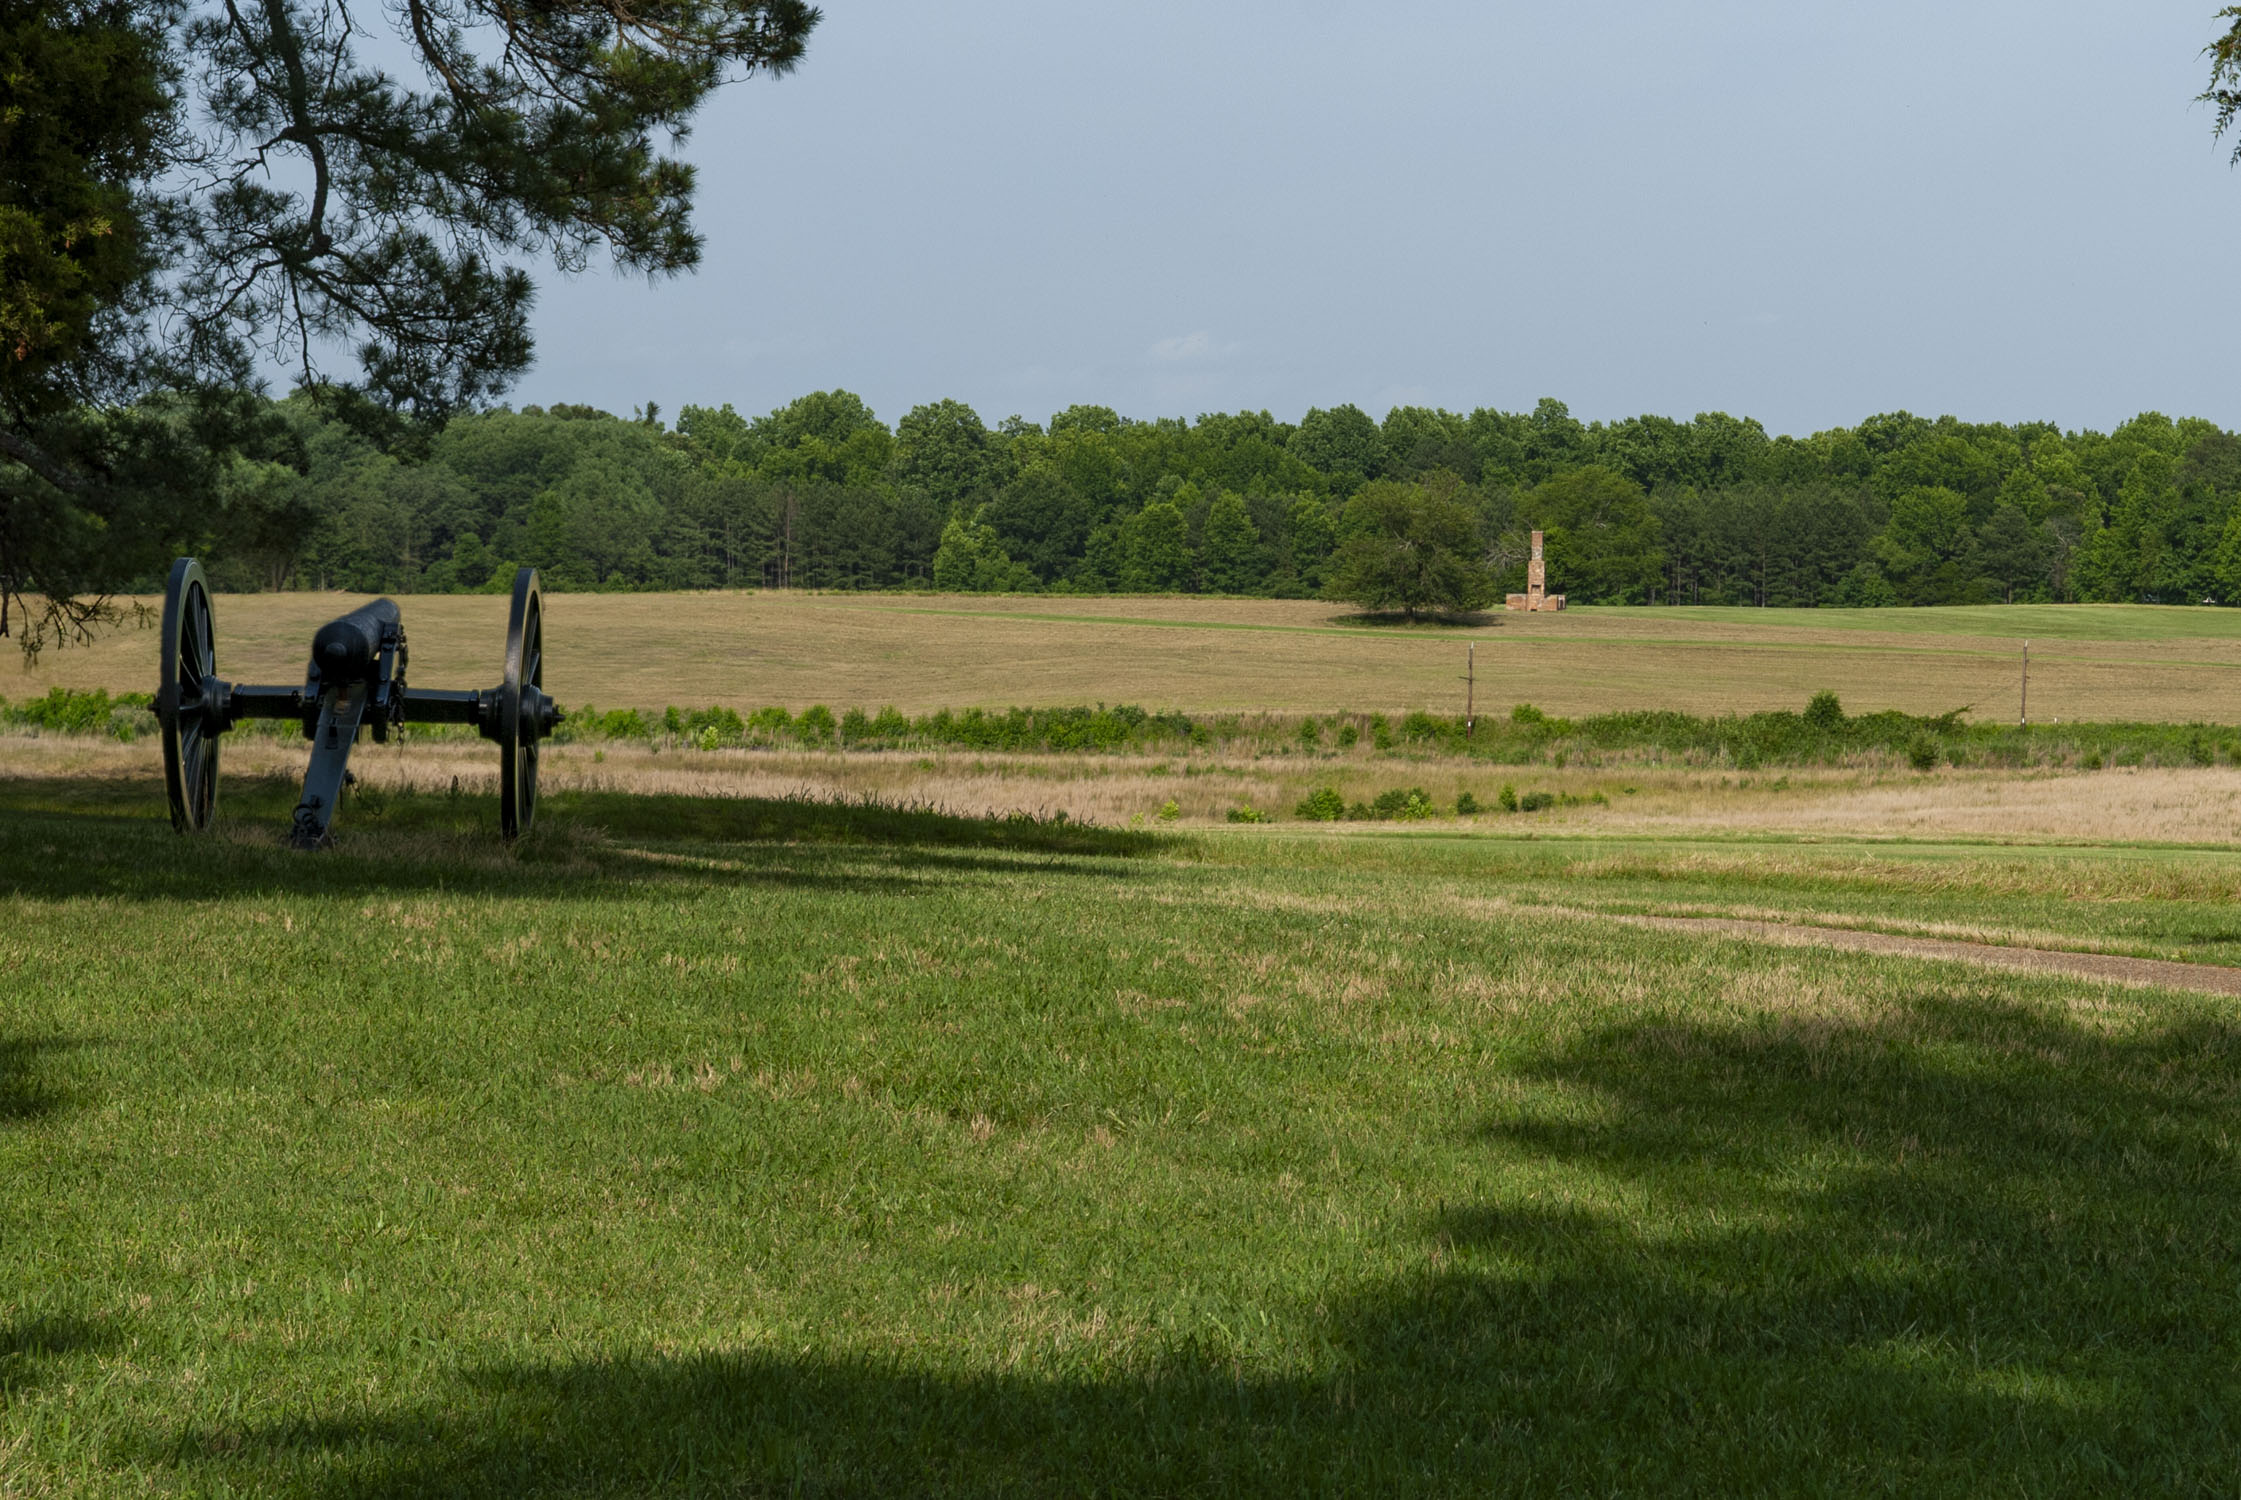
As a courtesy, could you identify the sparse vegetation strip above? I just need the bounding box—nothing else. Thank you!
[15,683,2239,777]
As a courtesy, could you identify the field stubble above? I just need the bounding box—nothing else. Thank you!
[7,590,2241,722]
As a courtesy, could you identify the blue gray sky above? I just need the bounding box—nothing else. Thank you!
[514,1,2241,437]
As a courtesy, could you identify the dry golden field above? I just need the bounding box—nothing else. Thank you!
[8,589,2241,721]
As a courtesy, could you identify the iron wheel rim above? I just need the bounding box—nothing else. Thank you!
[158,558,219,833]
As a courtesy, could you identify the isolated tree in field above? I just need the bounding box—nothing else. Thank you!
[1322,480,1493,620]
[1,0,818,644]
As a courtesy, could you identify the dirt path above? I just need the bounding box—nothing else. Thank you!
[1610,913,2241,996]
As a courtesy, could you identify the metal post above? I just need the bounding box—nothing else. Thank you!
[2021,640,2029,726]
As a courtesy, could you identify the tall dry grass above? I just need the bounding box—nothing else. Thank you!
[12,731,2241,845]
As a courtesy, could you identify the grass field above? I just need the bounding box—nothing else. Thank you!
[7,753,2241,1495]
[9,591,2241,722]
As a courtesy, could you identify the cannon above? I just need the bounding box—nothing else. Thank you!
[152,558,560,847]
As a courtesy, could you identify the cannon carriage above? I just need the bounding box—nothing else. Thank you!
[153,558,560,847]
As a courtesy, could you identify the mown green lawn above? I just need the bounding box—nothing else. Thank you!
[4,777,2239,1495]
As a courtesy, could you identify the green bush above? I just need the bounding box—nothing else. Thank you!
[798,704,837,743]
[1906,737,1939,772]
[1294,787,1345,821]
[1226,805,1266,824]
[1804,691,1845,732]
[573,706,651,740]
[1,687,152,738]
[1498,783,1519,813]
[1337,722,1360,748]
[1298,717,1321,748]
[1518,790,1556,812]
[1370,713,1393,751]
[1456,790,1480,815]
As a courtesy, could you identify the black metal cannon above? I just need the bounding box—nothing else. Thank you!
[152,558,560,847]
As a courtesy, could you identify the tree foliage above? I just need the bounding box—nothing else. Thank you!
[1322,479,1493,619]
[0,0,817,647]
[138,390,2241,613]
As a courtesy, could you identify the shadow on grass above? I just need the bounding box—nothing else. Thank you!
[0,1314,113,1399]
[0,1036,85,1124]
[151,989,2241,1495]
[1327,608,1501,629]
[0,777,1172,904]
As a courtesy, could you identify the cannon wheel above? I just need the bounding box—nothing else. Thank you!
[498,567,543,840]
[157,557,220,833]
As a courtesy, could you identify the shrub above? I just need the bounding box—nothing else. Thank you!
[1298,717,1321,748]
[2083,750,2105,770]
[1400,710,1440,742]
[1337,722,1360,748]
[1370,713,1393,751]
[1519,790,1556,812]
[840,707,872,742]
[1804,691,1845,732]
[1906,737,1939,771]
[746,706,793,736]
[1336,787,1438,821]
[798,704,837,743]
[1511,703,1546,726]
[871,705,911,739]
[672,706,744,746]
[1294,786,1345,821]
[1498,783,1519,812]
[1456,790,1480,815]
[1226,805,1266,824]
[1156,799,1180,822]
[2,687,151,738]
[578,706,650,740]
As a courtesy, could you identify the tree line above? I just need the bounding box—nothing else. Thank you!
[186,391,2241,608]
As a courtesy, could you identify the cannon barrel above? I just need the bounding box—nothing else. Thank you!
[309,599,401,685]
[156,561,548,846]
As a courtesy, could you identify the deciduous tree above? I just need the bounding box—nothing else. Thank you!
[1322,479,1492,620]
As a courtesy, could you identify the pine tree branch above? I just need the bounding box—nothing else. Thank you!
[0,425,93,495]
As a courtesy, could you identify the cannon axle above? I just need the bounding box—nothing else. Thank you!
[153,559,560,846]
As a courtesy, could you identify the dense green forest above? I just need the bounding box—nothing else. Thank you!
[184,391,2241,606]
